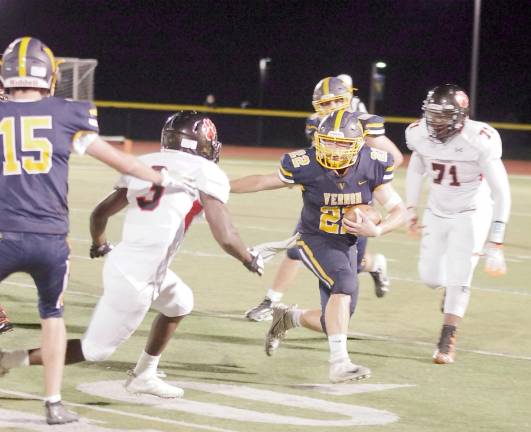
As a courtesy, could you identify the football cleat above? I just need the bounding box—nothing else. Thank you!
[329,358,371,383]
[245,297,273,322]
[45,401,79,425]
[124,370,184,398]
[433,324,457,364]
[265,304,296,356]
[0,305,13,335]
[369,254,390,298]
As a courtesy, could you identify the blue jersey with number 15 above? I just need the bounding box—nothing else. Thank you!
[0,97,99,234]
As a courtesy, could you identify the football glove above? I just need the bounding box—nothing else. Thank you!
[249,233,300,263]
[484,242,506,277]
[243,249,264,276]
[90,242,114,259]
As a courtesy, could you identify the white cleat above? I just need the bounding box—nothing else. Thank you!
[329,358,371,383]
[124,370,184,398]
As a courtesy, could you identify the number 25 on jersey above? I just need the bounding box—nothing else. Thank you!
[1,116,53,175]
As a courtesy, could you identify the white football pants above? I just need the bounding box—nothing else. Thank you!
[418,201,491,317]
[82,257,193,362]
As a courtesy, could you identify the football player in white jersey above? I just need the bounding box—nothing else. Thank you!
[0,112,264,398]
[405,84,511,364]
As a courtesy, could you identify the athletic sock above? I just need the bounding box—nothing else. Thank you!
[133,351,160,380]
[328,334,348,363]
[266,289,284,303]
[44,394,61,404]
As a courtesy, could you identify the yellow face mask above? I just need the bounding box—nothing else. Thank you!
[314,133,365,170]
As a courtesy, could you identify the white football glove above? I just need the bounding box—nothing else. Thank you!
[484,242,506,277]
[249,233,300,263]
[159,169,196,196]
[243,249,264,276]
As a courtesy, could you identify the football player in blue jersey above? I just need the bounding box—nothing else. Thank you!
[231,109,407,382]
[245,75,404,322]
[0,37,183,424]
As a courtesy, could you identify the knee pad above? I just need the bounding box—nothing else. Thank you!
[418,263,443,289]
[443,285,471,317]
[154,281,194,318]
[81,339,115,362]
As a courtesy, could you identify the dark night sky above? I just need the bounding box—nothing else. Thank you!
[1,0,530,123]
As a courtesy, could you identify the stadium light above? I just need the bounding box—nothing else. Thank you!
[369,61,387,113]
[257,57,272,146]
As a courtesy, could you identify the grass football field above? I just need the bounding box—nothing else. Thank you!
[1,153,530,431]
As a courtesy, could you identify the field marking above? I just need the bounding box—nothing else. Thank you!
[0,408,161,432]
[348,331,531,362]
[78,380,398,427]
[0,388,237,432]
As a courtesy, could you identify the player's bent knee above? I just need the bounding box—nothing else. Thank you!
[81,339,116,362]
[418,265,442,289]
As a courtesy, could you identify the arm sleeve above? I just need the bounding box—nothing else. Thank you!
[405,151,426,208]
[482,158,511,223]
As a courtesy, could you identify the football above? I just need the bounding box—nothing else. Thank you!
[343,204,382,225]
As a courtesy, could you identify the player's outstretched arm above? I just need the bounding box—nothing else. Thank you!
[86,136,165,186]
[201,191,263,275]
[365,135,404,167]
[230,173,288,193]
[89,188,128,256]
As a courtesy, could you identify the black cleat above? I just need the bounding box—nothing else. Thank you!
[45,401,79,425]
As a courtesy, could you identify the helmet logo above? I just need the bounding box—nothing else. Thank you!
[455,91,469,108]
[202,118,217,141]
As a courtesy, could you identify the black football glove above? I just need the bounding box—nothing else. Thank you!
[90,242,113,259]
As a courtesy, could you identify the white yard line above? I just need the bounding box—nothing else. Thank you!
[0,388,238,432]
[347,331,531,362]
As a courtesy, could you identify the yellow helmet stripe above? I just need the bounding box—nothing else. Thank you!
[43,47,57,72]
[18,37,31,77]
[323,77,330,95]
[333,109,346,131]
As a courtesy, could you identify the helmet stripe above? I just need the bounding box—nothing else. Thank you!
[333,109,346,131]
[323,77,329,95]
[18,37,31,77]
[43,46,56,72]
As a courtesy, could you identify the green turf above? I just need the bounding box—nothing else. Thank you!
[1,154,530,431]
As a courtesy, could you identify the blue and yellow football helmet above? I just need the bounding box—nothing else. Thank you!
[315,109,366,170]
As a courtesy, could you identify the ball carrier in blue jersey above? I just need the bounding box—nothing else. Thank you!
[0,37,183,424]
[245,76,404,322]
[231,109,407,383]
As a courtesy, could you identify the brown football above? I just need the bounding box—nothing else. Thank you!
[343,204,382,225]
